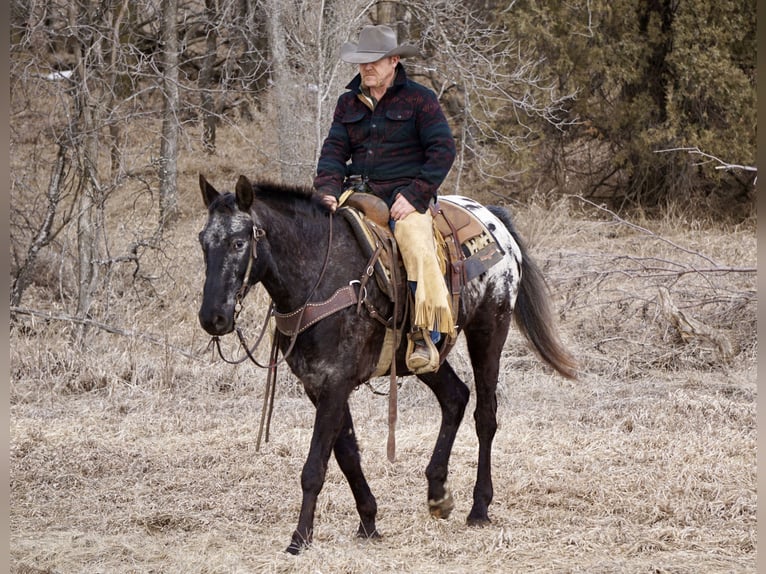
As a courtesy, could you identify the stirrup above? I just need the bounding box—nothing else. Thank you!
[406,330,440,374]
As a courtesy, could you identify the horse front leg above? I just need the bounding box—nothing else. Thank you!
[287,396,347,554]
[418,361,470,520]
[333,402,379,539]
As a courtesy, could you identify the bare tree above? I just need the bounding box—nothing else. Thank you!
[158,0,180,226]
[406,1,578,193]
[265,0,298,181]
[10,145,70,309]
[199,0,219,153]
[68,1,103,326]
[11,0,171,319]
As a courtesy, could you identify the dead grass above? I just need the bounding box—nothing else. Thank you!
[10,122,756,573]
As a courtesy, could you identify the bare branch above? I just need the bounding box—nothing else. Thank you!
[571,195,722,267]
[655,147,757,184]
[11,144,69,307]
[10,306,202,361]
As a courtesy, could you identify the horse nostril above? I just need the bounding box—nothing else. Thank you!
[213,313,228,330]
[199,309,233,335]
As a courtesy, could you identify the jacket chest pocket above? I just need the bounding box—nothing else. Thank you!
[384,109,415,142]
[341,111,369,146]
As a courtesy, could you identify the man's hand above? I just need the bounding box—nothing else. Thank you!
[320,194,338,212]
[390,193,416,221]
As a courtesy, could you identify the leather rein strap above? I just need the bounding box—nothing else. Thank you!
[213,213,335,451]
[213,211,401,456]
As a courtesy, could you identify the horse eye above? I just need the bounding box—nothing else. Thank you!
[233,239,248,250]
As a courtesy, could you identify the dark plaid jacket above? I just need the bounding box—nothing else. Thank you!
[313,65,456,213]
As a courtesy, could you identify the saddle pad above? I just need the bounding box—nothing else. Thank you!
[434,199,505,282]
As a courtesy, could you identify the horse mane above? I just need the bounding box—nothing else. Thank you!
[251,179,329,215]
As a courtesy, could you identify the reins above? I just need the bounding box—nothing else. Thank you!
[207,207,404,460]
[210,211,336,450]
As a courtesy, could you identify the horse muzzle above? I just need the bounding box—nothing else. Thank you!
[198,305,235,336]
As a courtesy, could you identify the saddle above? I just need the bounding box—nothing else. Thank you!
[339,192,505,376]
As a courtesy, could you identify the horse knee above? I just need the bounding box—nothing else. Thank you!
[300,461,327,495]
[473,393,498,435]
[442,382,469,421]
[474,409,497,433]
[456,383,470,411]
[334,428,360,459]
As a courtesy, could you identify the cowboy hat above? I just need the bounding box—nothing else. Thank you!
[340,25,420,64]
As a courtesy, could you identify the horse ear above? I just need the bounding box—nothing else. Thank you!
[235,175,254,212]
[199,174,220,207]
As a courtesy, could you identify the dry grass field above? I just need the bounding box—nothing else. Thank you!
[10,122,756,573]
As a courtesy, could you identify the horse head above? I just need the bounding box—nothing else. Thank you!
[197,174,260,336]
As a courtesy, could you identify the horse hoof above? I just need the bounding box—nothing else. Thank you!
[286,536,309,555]
[285,542,302,555]
[428,487,455,519]
[356,525,382,540]
[466,514,491,527]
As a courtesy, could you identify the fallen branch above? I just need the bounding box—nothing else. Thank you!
[10,306,202,361]
[655,147,757,184]
[572,196,721,266]
[657,287,734,361]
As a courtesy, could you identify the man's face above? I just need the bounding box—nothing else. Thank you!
[359,56,399,91]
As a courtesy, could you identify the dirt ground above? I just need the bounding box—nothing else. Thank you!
[9,165,756,573]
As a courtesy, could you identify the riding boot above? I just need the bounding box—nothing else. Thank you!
[406,328,440,374]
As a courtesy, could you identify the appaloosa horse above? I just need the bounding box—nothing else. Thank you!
[197,174,576,554]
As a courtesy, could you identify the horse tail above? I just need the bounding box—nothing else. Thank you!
[487,206,579,380]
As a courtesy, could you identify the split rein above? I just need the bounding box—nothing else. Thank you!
[208,213,335,451]
[206,209,402,460]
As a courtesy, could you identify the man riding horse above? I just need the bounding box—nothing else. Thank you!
[314,24,456,374]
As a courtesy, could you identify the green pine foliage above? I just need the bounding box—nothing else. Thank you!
[501,0,755,218]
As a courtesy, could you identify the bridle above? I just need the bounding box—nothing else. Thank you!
[208,212,336,450]
[234,225,266,318]
[211,211,335,366]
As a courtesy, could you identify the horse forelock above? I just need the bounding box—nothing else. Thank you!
[206,191,239,214]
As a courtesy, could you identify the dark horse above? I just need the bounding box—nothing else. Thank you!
[197,174,577,554]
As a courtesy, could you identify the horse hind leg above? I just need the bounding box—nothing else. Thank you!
[333,402,380,540]
[463,310,511,526]
[417,360,470,520]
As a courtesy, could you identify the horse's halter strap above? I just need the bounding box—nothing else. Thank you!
[221,211,336,370]
[234,225,266,318]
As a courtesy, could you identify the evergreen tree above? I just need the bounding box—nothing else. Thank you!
[502,0,756,215]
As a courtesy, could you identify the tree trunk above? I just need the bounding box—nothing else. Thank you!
[376,1,397,25]
[266,0,303,183]
[159,0,180,227]
[200,0,218,153]
[68,2,101,331]
[11,145,68,309]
